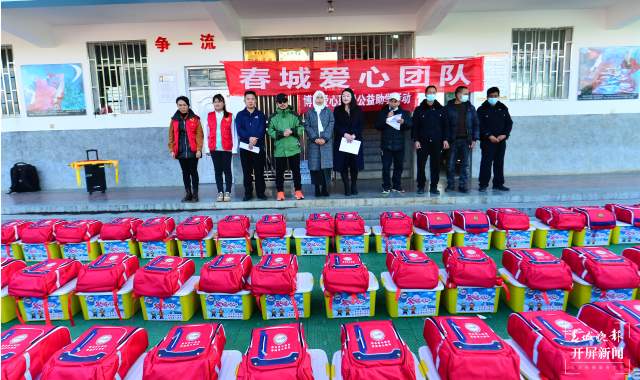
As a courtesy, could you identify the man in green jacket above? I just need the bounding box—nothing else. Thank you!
[268,93,305,200]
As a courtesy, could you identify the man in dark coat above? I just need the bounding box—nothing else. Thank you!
[411,85,449,195]
[444,86,479,193]
[477,87,513,192]
[375,93,412,193]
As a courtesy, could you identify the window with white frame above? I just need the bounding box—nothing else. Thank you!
[511,27,573,100]
[87,41,150,114]
[1,45,20,117]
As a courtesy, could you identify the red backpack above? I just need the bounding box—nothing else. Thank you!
[341,320,415,380]
[412,211,452,234]
[335,212,365,235]
[380,211,413,236]
[55,220,103,243]
[8,259,81,298]
[451,210,490,234]
[250,255,298,296]
[217,215,251,238]
[1,325,71,380]
[199,255,252,294]
[487,208,530,231]
[442,247,499,288]
[133,256,195,298]
[76,253,139,293]
[1,257,26,288]
[578,300,640,368]
[322,254,369,294]
[622,246,640,267]
[40,326,148,380]
[256,214,287,238]
[135,216,175,242]
[571,206,616,230]
[423,316,520,380]
[143,323,226,380]
[237,323,313,380]
[176,215,214,240]
[306,212,335,237]
[385,250,439,289]
[507,311,624,380]
[502,248,573,290]
[1,220,33,244]
[606,203,640,227]
[535,206,586,231]
[20,219,66,244]
[562,247,640,289]
[99,217,143,241]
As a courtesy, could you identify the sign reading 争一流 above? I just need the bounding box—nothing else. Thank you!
[222,57,484,96]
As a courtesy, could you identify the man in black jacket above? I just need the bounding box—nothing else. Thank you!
[411,85,449,195]
[477,87,513,192]
[375,93,412,193]
[444,86,480,193]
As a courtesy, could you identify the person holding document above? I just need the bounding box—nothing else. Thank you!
[235,90,268,201]
[268,93,305,201]
[375,93,412,194]
[333,88,364,196]
[304,90,334,197]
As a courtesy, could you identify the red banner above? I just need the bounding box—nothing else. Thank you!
[223,57,484,96]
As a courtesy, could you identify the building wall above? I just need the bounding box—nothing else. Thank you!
[2,9,639,190]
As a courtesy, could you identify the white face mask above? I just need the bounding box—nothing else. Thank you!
[426,94,436,102]
[460,94,469,102]
[487,98,498,106]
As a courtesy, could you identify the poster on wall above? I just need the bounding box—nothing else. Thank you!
[21,64,86,116]
[578,46,640,100]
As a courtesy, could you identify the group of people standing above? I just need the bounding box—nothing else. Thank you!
[168,85,512,202]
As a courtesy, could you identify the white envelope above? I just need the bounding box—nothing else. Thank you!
[239,142,260,154]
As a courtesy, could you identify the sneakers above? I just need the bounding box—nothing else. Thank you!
[294,190,304,200]
[216,192,224,202]
[493,185,510,191]
[223,192,231,202]
[257,194,268,200]
[430,188,440,195]
[478,186,488,193]
[416,188,425,195]
[382,188,391,195]
[392,187,405,193]
[276,191,285,201]
[242,194,253,202]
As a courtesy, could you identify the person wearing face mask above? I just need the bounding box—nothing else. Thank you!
[375,93,412,194]
[304,90,334,197]
[444,86,479,193]
[206,94,238,202]
[168,96,203,202]
[236,90,268,201]
[477,87,513,192]
[412,85,449,195]
[333,88,364,196]
[268,93,305,201]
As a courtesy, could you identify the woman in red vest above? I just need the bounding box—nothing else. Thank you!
[168,96,203,202]
[206,94,238,202]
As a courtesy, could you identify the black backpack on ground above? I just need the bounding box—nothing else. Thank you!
[9,162,41,193]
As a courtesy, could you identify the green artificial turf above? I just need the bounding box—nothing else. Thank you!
[2,243,636,358]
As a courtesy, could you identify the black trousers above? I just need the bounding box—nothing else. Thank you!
[479,140,506,188]
[416,141,442,190]
[178,157,199,193]
[311,169,331,188]
[340,155,359,186]
[381,148,404,190]
[275,154,301,192]
[211,151,233,193]
[239,149,266,197]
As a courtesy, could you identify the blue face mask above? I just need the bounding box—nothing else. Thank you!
[460,95,469,102]
[426,94,437,102]
[487,97,498,106]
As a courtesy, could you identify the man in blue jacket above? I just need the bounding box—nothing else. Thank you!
[235,90,268,201]
[375,93,412,194]
[477,87,513,192]
[444,86,479,193]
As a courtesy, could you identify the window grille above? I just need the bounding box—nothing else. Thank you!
[1,45,20,117]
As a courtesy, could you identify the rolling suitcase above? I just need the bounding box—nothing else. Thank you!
[84,149,106,194]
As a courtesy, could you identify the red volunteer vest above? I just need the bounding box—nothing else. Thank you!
[207,112,234,152]
[172,115,200,156]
